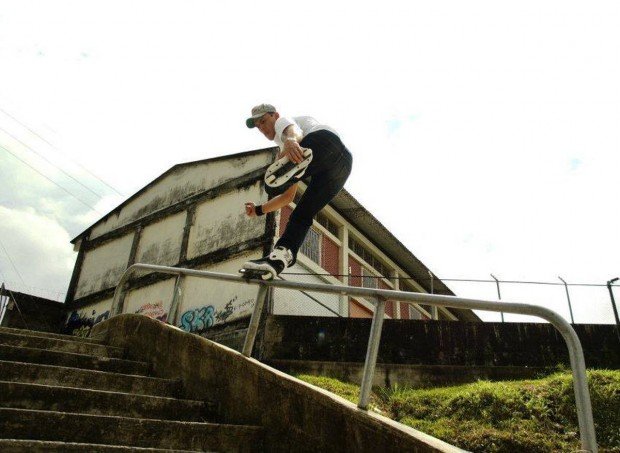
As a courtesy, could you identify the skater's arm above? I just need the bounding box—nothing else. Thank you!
[245,184,298,217]
[279,125,304,163]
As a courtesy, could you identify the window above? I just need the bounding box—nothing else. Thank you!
[361,267,378,289]
[300,228,321,265]
[348,237,390,278]
[316,211,339,237]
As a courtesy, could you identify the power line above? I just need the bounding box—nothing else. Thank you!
[0,280,65,301]
[0,239,26,286]
[0,107,124,197]
[0,144,104,214]
[0,125,108,200]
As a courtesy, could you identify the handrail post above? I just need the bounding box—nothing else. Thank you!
[359,297,386,409]
[552,315,598,453]
[111,266,137,316]
[242,284,269,357]
[168,274,184,326]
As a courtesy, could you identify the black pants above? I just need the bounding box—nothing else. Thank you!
[274,129,353,258]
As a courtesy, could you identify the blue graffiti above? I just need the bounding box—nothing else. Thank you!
[180,305,215,332]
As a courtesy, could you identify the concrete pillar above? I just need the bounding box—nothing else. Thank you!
[391,270,400,319]
[339,226,349,317]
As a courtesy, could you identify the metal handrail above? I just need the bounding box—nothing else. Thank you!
[112,263,598,453]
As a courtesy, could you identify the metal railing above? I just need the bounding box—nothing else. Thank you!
[113,263,598,453]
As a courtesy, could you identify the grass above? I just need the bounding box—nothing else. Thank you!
[296,370,620,453]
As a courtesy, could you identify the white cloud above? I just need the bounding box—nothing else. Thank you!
[0,206,76,300]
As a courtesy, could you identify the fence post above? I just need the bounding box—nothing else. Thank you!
[607,278,620,344]
[558,276,575,324]
[359,297,386,409]
[491,274,504,322]
[428,271,438,320]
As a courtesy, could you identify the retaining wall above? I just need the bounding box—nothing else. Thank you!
[260,316,620,368]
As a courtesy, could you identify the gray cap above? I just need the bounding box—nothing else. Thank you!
[246,103,276,128]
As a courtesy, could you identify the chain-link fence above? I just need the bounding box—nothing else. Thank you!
[274,263,345,317]
[275,266,620,325]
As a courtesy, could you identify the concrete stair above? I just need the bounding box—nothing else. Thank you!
[0,326,263,452]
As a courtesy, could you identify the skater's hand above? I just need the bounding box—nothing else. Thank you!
[244,202,257,217]
[281,139,304,164]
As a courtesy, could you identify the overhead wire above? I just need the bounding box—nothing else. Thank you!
[0,238,26,286]
[0,107,124,197]
[0,144,104,215]
[0,125,109,200]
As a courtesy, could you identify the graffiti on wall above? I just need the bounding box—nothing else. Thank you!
[178,295,254,334]
[64,309,111,338]
[180,305,215,332]
[135,301,168,322]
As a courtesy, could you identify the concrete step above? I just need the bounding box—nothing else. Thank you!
[0,408,263,452]
[0,344,149,375]
[0,326,105,344]
[0,380,215,421]
[0,360,181,397]
[0,440,211,452]
[0,331,125,358]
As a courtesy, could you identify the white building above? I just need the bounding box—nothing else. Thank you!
[63,148,480,337]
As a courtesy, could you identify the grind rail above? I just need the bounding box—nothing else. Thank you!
[112,263,598,453]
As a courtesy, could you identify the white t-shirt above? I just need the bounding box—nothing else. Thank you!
[273,116,339,148]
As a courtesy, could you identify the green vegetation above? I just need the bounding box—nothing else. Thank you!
[297,370,620,453]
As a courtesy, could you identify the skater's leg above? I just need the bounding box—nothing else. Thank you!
[276,150,352,258]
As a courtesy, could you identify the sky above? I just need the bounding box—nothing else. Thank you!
[0,1,618,324]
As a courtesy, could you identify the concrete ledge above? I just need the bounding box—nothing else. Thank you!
[0,331,124,358]
[268,359,552,388]
[0,344,148,375]
[92,314,465,453]
[0,407,261,451]
[0,360,181,397]
[0,440,202,452]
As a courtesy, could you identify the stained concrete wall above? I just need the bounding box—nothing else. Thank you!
[92,314,463,453]
[261,315,620,369]
[75,233,134,299]
[135,212,186,266]
[72,180,266,304]
[187,185,265,260]
[89,153,273,240]
[64,151,274,336]
[124,278,176,323]
[176,251,262,332]
[64,250,264,337]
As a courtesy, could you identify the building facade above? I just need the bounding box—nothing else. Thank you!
[63,148,479,338]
